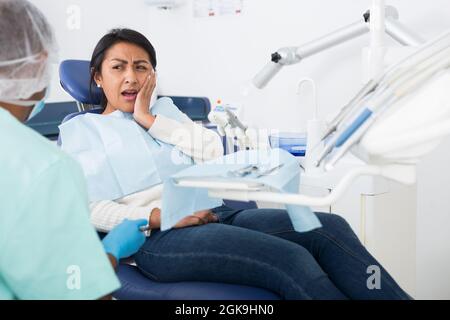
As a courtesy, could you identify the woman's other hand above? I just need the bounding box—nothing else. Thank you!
[174,210,219,229]
[133,69,156,129]
[149,208,218,230]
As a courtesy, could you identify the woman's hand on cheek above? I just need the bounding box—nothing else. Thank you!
[133,70,157,129]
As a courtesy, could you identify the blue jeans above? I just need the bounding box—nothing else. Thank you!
[134,205,411,300]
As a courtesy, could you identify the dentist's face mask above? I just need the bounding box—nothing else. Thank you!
[3,87,49,121]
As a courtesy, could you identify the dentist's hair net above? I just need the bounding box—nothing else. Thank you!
[0,0,57,100]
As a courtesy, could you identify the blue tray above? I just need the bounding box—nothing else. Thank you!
[269,132,307,157]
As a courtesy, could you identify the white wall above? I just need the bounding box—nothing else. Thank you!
[29,0,450,299]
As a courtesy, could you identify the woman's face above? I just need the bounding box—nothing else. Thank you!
[94,42,153,113]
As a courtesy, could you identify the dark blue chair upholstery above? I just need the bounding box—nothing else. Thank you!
[159,95,211,122]
[59,60,277,300]
[59,60,102,105]
[115,264,279,300]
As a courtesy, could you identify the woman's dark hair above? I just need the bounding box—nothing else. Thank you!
[89,28,157,108]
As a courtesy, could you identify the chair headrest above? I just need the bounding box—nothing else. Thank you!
[59,60,102,105]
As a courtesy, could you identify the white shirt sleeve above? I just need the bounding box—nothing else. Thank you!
[89,201,152,232]
[148,114,224,163]
[89,185,164,232]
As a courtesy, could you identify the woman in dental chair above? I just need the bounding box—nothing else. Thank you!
[59,28,410,300]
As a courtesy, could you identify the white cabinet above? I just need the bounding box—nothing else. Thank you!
[359,182,417,297]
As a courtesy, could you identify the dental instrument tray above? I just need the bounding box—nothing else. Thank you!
[174,176,267,191]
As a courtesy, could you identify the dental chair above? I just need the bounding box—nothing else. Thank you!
[58,59,278,300]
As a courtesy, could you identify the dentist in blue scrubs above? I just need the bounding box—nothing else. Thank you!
[0,0,147,299]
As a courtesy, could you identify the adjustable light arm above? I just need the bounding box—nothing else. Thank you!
[253,6,421,89]
[253,19,370,89]
[383,6,425,46]
[385,18,425,46]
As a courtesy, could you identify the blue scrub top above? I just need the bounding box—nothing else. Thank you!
[0,108,120,299]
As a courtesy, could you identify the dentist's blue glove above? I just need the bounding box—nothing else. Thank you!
[102,219,148,261]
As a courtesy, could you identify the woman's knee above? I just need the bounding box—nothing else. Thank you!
[313,212,361,246]
[230,208,295,235]
[316,212,351,231]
